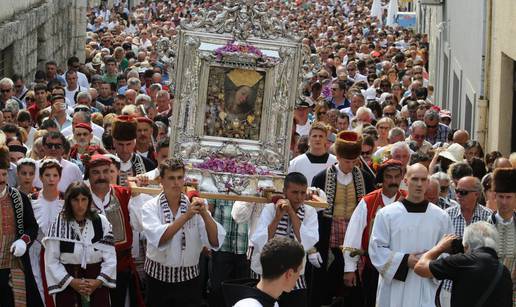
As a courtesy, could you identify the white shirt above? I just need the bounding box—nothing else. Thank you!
[343,192,396,272]
[30,195,64,300]
[62,122,105,139]
[33,159,83,193]
[250,203,319,275]
[288,153,337,186]
[92,189,111,215]
[295,120,312,137]
[369,201,453,307]
[61,70,89,89]
[336,164,353,185]
[141,195,226,268]
[43,215,116,294]
[65,86,87,107]
[234,298,279,307]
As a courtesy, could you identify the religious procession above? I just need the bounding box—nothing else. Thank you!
[0,0,514,307]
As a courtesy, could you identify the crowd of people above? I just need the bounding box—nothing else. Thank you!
[0,0,514,307]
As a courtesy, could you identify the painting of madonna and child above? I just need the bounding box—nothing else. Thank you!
[204,67,266,141]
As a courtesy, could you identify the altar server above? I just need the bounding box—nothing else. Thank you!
[141,157,226,307]
[368,163,453,307]
[43,181,117,307]
[342,159,407,307]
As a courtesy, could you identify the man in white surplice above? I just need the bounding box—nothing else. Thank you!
[369,163,453,307]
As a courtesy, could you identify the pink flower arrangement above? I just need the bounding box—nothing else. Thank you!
[214,41,264,61]
[196,156,269,175]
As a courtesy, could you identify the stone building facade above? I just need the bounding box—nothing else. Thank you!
[0,0,87,81]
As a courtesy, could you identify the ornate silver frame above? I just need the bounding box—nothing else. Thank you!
[169,2,304,173]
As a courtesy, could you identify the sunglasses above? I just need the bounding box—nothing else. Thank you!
[45,143,63,149]
[317,112,327,116]
[384,112,396,116]
[427,124,438,129]
[0,89,11,93]
[455,189,477,196]
[440,186,449,193]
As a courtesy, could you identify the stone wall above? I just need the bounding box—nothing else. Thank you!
[0,0,87,81]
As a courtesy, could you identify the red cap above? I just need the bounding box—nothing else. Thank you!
[136,117,153,126]
[88,154,112,168]
[74,123,92,133]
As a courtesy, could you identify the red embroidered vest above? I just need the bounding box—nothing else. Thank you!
[360,188,407,259]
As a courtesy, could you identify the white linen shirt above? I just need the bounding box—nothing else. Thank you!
[141,195,226,268]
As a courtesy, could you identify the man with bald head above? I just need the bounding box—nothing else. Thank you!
[493,157,513,169]
[452,130,470,146]
[369,164,453,307]
[438,176,492,306]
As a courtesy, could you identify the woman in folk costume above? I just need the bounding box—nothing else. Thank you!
[29,159,64,307]
[310,131,375,306]
[0,145,43,307]
[490,168,516,304]
[43,181,117,307]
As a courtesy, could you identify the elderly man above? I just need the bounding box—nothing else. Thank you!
[0,78,23,109]
[156,90,172,116]
[452,130,470,147]
[424,109,449,145]
[61,109,105,139]
[406,120,432,154]
[440,176,492,306]
[341,91,365,125]
[343,160,407,307]
[369,163,453,307]
[426,176,459,210]
[414,222,512,307]
[489,168,516,303]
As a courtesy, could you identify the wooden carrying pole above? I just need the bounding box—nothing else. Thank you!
[128,179,329,209]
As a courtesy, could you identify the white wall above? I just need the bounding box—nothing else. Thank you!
[486,0,516,154]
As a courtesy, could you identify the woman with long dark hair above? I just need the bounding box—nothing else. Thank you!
[43,181,116,307]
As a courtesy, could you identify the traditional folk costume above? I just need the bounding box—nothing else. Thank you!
[310,131,375,306]
[250,202,319,307]
[112,116,156,187]
[369,199,453,307]
[343,160,407,307]
[491,168,516,304]
[29,191,64,307]
[87,154,146,307]
[43,213,117,307]
[141,192,226,307]
[0,144,43,307]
